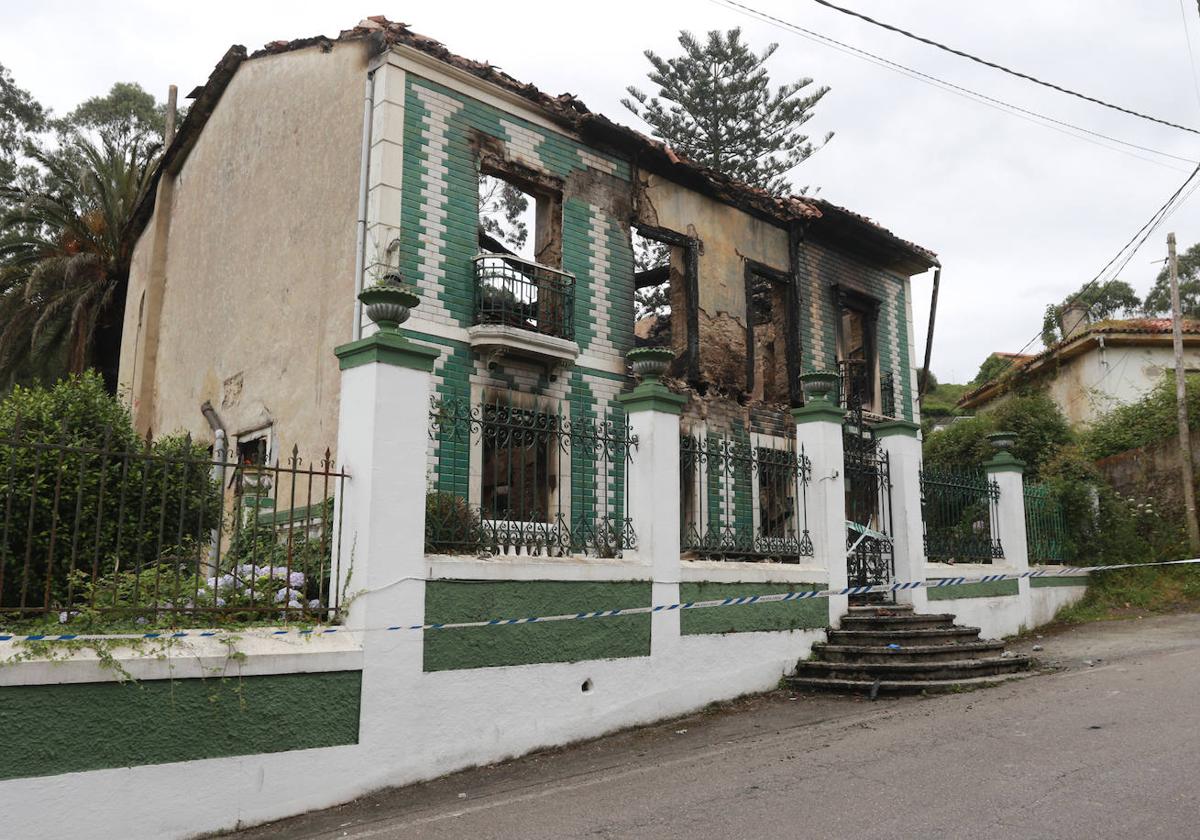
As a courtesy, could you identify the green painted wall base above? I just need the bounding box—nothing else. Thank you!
[679,582,828,635]
[0,671,362,781]
[927,579,1019,600]
[424,580,651,671]
[1031,576,1090,588]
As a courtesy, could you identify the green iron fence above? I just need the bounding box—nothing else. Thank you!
[426,395,635,557]
[920,465,1003,563]
[679,430,813,562]
[1024,482,1067,563]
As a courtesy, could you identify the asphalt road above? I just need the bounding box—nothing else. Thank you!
[236,612,1200,840]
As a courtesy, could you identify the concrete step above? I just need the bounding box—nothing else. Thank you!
[827,627,983,646]
[811,640,1007,663]
[793,656,1032,683]
[846,604,914,615]
[786,672,1033,697]
[839,613,960,631]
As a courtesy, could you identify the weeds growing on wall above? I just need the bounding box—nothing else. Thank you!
[1080,372,1200,460]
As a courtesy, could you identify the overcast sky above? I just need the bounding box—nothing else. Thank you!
[4,0,1199,382]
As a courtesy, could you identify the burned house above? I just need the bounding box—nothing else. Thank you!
[118,16,936,560]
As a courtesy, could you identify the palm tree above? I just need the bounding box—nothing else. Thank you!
[0,133,157,390]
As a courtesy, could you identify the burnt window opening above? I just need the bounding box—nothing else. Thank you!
[477,160,563,268]
[476,163,570,339]
[744,262,792,404]
[757,447,795,540]
[631,224,697,381]
[633,226,673,348]
[835,289,880,412]
[480,402,557,524]
[237,436,267,466]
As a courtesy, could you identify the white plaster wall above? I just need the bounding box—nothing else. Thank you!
[0,624,822,840]
[1029,585,1088,627]
[930,595,1028,640]
[1042,343,1200,426]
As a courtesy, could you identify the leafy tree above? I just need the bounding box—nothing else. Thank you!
[623,28,832,195]
[478,174,529,254]
[1145,240,1200,318]
[971,353,1012,386]
[1041,279,1142,345]
[58,82,168,142]
[0,134,158,389]
[0,63,47,209]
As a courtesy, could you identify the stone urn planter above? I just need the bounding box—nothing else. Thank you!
[359,273,419,331]
[627,346,675,383]
[799,370,839,404]
[987,430,1017,451]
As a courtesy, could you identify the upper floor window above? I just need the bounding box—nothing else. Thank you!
[836,289,879,413]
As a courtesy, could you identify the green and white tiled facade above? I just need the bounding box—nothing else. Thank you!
[371,68,636,509]
[796,244,918,423]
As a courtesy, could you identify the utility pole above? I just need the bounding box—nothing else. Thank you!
[1167,233,1200,553]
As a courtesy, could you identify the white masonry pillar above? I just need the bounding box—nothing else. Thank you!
[875,421,929,612]
[332,290,439,753]
[792,372,849,627]
[984,434,1032,627]
[617,349,687,656]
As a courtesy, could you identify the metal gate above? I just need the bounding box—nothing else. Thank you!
[843,405,895,587]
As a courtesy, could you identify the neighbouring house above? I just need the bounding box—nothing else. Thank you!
[959,316,1200,426]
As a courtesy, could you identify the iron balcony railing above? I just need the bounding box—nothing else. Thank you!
[920,465,1003,563]
[679,431,814,563]
[426,395,635,558]
[0,424,346,630]
[473,253,575,341]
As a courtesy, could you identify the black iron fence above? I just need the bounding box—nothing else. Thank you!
[1024,482,1067,563]
[0,426,346,627]
[679,431,814,562]
[473,253,575,340]
[921,466,1003,563]
[426,395,635,557]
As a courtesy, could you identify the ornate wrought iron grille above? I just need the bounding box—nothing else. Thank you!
[880,370,896,419]
[1024,482,1067,563]
[473,253,575,340]
[679,431,814,562]
[920,466,1003,563]
[843,417,895,587]
[0,425,346,627]
[427,395,635,557]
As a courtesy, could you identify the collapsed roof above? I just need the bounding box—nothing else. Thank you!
[127,16,938,274]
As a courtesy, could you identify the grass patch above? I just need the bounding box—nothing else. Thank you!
[1055,564,1200,624]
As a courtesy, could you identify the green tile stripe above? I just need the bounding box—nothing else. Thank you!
[926,579,1019,600]
[0,671,361,781]
[423,580,651,671]
[1031,576,1090,588]
[679,582,828,635]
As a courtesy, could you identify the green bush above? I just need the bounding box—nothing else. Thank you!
[0,373,219,613]
[1081,372,1200,460]
[923,392,1071,479]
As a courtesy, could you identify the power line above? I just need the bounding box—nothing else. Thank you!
[711,0,1196,174]
[805,0,1200,136]
[1180,0,1200,118]
[971,162,1200,389]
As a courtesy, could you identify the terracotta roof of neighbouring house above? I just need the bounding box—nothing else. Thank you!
[126,16,938,273]
[957,317,1200,409]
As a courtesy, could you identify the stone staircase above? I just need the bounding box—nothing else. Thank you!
[786,603,1033,697]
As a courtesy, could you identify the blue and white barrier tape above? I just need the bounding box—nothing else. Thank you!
[2,557,1197,643]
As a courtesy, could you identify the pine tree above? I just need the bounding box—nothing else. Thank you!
[623,28,832,195]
